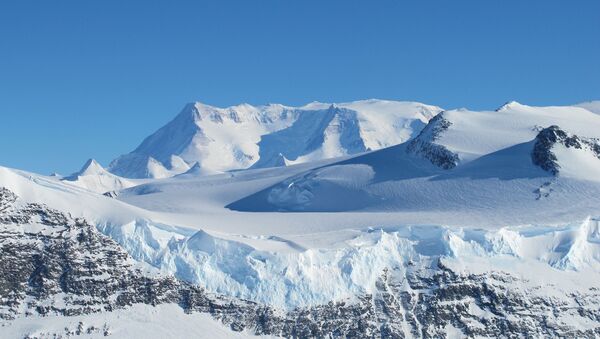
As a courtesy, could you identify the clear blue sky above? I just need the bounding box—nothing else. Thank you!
[1,0,599,175]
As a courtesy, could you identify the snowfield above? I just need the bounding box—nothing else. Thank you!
[2,99,600,337]
[1,303,265,339]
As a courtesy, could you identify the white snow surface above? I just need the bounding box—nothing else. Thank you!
[2,100,600,309]
[108,99,441,178]
[0,304,270,338]
[431,101,600,164]
[61,158,148,194]
[577,100,600,114]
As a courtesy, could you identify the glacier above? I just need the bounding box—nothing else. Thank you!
[97,217,600,308]
[3,99,600,337]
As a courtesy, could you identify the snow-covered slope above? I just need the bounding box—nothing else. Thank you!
[407,101,600,166]
[229,102,600,217]
[3,305,261,339]
[0,165,152,226]
[4,100,600,337]
[108,100,441,178]
[61,158,142,194]
[3,180,600,338]
[577,100,600,114]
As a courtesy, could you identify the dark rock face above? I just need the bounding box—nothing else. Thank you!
[102,191,119,198]
[532,125,600,175]
[2,187,600,338]
[0,188,182,320]
[406,114,459,169]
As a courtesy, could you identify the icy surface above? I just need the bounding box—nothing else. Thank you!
[577,100,600,114]
[61,158,148,194]
[3,100,600,335]
[108,100,441,178]
[98,217,600,308]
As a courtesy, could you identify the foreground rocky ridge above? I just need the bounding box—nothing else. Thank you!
[2,187,600,338]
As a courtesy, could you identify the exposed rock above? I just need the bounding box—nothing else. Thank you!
[532,125,600,175]
[406,113,459,169]
[102,191,119,198]
[2,187,600,338]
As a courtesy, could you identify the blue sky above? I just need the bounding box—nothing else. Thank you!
[1,0,599,175]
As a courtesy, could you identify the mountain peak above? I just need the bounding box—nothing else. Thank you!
[532,125,600,178]
[496,100,525,111]
[108,100,443,178]
[77,158,105,176]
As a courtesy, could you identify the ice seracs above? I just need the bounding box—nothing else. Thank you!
[4,99,600,337]
[5,182,600,337]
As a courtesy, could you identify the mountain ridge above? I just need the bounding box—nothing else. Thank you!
[107,99,442,178]
[3,99,600,337]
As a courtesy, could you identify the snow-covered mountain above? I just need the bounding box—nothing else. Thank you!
[229,101,600,215]
[108,100,442,178]
[61,158,141,194]
[3,100,600,338]
[577,100,600,114]
[3,163,600,338]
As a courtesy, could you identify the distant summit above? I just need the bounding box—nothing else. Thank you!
[63,158,137,194]
[108,100,442,178]
[495,100,525,111]
[73,158,105,177]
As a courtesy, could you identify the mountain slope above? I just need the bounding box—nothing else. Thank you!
[61,158,141,194]
[4,100,600,337]
[3,186,600,338]
[108,100,441,178]
[577,100,600,114]
[228,102,600,215]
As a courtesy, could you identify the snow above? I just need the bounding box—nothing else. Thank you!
[432,102,600,164]
[552,143,600,182]
[108,99,441,178]
[0,165,151,226]
[95,216,600,308]
[0,304,270,338]
[576,100,600,114]
[227,102,600,216]
[2,100,600,313]
[61,158,146,194]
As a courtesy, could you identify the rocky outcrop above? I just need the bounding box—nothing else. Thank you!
[2,187,600,338]
[406,113,459,169]
[532,125,600,174]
